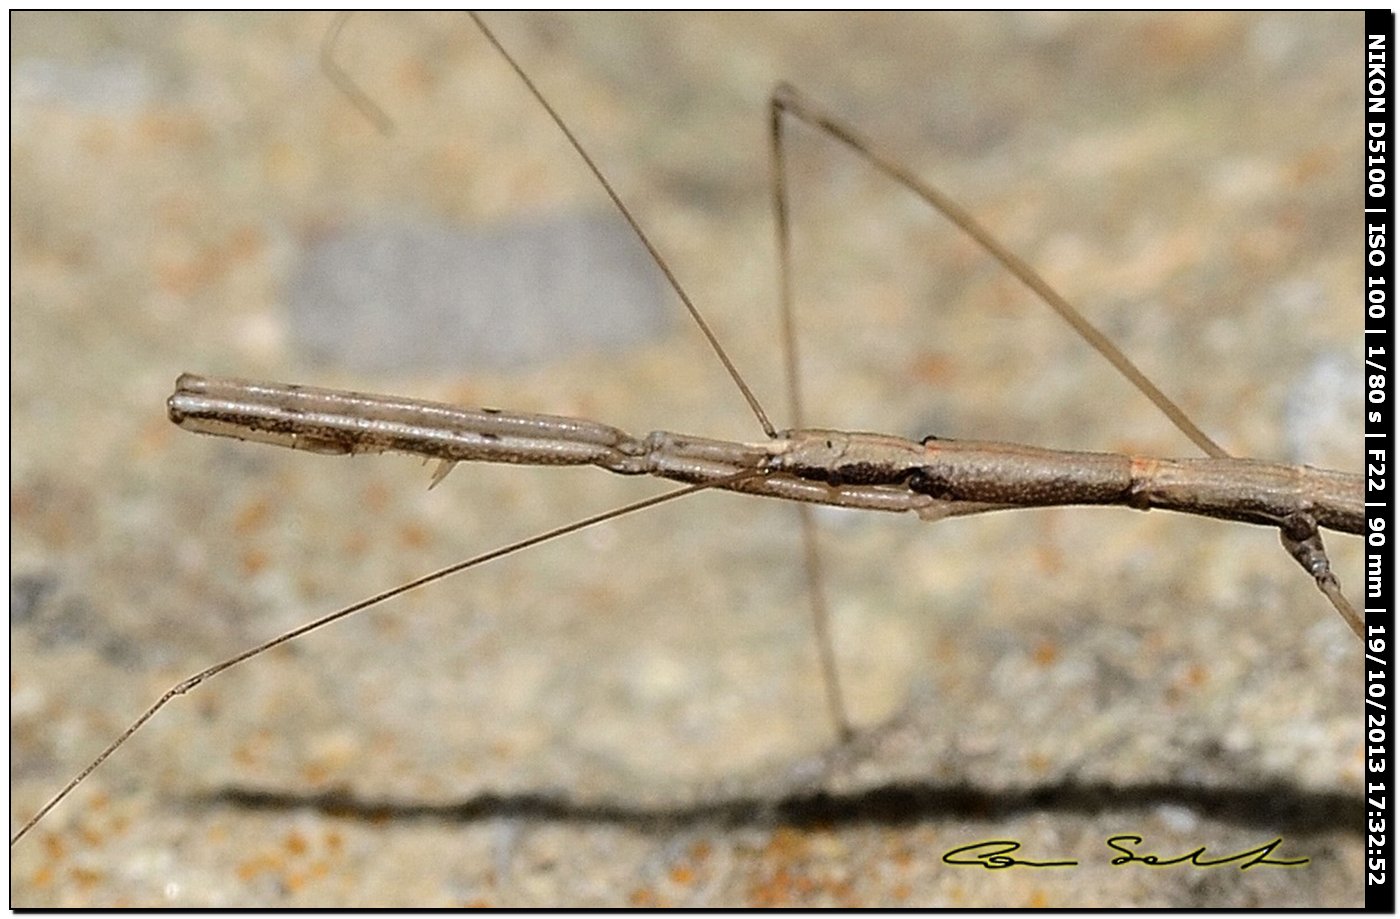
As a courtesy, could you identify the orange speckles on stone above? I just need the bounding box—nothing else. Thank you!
[241,547,271,576]
[69,866,105,890]
[233,495,272,536]
[265,835,334,898]
[135,416,174,456]
[301,762,332,785]
[138,112,209,149]
[154,257,203,298]
[236,852,281,883]
[284,830,309,856]
[226,225,263,262]
[669,863,696,886]
[325,828,344,853]
[1288,147,1334,186]
[343,529,369,558]
[396,55,436,96]
[444,382,486,407]
[1031,639,1059,667]
[830,879,857,904]
[154,225,266,297]
[362,481,391,513]
[1166,662,1211,705]
[765,827,809,859]
[746,826,871,907]
[233,732,271,768]
[909,352,956,386]
[30,864,55,889]
[1137,14,1237,69]
[1027,751,1051,775]
[580,582,621,615]
[42,832,65,862]
[628,886,660,907]
[748,865,796,908]
[1033,544,1064,576]
[10,486,37,522]
[399,522,430,550]
[1026,889,1050,908]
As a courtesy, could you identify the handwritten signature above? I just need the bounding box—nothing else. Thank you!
[942,836,1309,871]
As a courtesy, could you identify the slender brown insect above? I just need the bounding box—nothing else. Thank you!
[162,373,1361,559]
[12,13,1364,907]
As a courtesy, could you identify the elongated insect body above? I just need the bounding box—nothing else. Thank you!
[11,12,1364,907]
[169,374,1364,537]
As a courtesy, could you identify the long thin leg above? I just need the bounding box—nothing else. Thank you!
[769,88,852,742]
[467,14,776,440]
[324,12,860,737]
[320,12,395,137]
[324,12,777,439]
[9,475,756,846]
[795,506,852,740]
[766,81,1360,636]
[769,82,1225,458]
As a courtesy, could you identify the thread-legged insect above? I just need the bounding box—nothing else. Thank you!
[11,12,1363,907]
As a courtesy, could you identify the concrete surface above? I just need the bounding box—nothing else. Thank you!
[11,12,1365,907]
